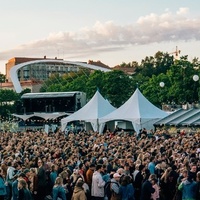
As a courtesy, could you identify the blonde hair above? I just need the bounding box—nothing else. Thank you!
[18,178,27,189]
[59,170,68,179]
[54,177,63,186]
[30,168,36,174]
[197,171,200,182]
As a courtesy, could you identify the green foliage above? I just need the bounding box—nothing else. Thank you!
[103,70,134,107]
[20,88,31,96]
[86,70,105,99]
[37,51,200,108]
[0,74,6,84]
[0,89,20,117]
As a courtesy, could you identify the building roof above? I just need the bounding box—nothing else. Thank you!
[154,108,200,126]
[21,91,82,99]
[88,60,110,69]
[113,65,136,75]
[7,56,63,64]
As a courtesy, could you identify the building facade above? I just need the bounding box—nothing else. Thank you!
[6,56,80,83]
[5,56,111,93]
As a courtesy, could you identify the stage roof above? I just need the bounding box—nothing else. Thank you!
[21,91,82,99]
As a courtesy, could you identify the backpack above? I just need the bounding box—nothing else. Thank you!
[104,181,119,200]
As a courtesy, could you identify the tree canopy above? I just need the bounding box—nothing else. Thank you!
[40,52,200,108]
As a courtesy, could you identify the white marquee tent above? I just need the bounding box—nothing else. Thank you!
[99,88,168,133]
[61,90,116,132]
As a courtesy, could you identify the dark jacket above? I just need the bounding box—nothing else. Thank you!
[134,172,143,189]
[37,166,46,187]
[18,188,32,200]
[140,180,155,200]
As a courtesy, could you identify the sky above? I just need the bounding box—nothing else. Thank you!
[1,0,200,74]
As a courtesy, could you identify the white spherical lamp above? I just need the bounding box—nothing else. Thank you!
[193,75,199,82]
[159,82,165,88]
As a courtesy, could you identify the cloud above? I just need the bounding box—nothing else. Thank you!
[176,7,189,15]
[0,7,200,61]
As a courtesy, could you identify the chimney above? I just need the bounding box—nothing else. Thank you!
[44,56,46,59]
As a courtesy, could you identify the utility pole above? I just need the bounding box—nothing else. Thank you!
[169,46,181,59]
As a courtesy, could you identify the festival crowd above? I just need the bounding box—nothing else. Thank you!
[0,128,199,200]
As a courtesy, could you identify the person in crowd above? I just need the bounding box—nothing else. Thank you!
[124,163,131,176]
[134,164,145,200]
[6,161,16,200]
[196,171,200,199]
[148,157,156,175]
[140,174,155,200]
[37,159,47,200]
[52,177,66,200]
[12,173,26,200]
[174,168,188,200]
[119,175,135,200]
[23,168,31,188]
[0,168,6,200]
[159,167,172,200]
[71,180,87,200]
[29,168,38,200]
[167,165,179,199]
[110,173,121,200]
[85,163,95,191]
[178,173,198,200]
[151,178,159,200]
[154,162,164,183]
[74,177,90,199]
[91,164,105,200]
[188,163,197,181]
[132,164,140,183]
[50,164,57,188]
[143,169,151,182]
[17,178,32,200]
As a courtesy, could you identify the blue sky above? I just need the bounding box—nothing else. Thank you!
[1,0,200,73]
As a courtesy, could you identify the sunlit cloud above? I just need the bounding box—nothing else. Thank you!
[0,7,199,61]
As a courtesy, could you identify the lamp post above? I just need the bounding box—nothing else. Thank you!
[159,82,165,109]
[193,75,199,103]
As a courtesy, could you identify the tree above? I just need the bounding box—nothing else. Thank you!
[0,73,6,88]
[103,70,133,107]
[140,73,169,107]
[0,89,19,117]
[86,70,105,99]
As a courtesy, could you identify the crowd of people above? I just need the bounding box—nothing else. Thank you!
[0,128,199,200]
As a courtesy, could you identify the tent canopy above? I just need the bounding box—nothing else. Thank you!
[99,88,168,133]
[61,90,116,132]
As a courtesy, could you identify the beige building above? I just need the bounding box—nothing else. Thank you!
[5,56,81,92]
[1,80,43,93]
